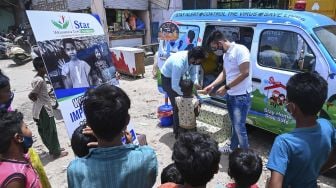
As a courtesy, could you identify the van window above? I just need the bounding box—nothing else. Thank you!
[160,25,199,55]
[258,30,316,72]
[201,25,254,87]
[203,26,254,50]
[314,25,336,62]
[171,25,200,52]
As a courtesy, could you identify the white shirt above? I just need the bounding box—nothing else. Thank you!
[175,96,199,129]
[223,42,252,95]
[31,76,53,119]
[61,59,91,88]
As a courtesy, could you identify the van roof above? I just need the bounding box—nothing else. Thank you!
[170,9,335,29]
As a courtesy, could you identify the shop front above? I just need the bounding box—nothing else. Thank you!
[104,0,150,47]
[32,0,151,48]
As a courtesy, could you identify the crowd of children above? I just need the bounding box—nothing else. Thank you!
[0,64,335,188]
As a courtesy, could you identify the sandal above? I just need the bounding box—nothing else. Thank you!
[49,148,65,155]
[219,145,232,155]
[52,151,69,159]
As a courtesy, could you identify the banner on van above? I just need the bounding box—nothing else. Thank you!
[26,11,137,143]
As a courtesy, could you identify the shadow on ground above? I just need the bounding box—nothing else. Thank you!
[158,128,175,150]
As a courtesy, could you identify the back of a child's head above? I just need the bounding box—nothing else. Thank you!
[228,148,262,188]
[161,163,184,184]
[71,124,97,157]
[179,79,193,95]
[172,132,220,187]
[62,38,76,49]
[0,110,23,154]
[286,72,327,116]
[32,57,45,71]
[82,84,130,141]
[0,69,9,89]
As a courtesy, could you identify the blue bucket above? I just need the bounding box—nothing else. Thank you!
[158,104,173,127]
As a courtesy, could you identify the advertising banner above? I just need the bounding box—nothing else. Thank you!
[27,11,137,143]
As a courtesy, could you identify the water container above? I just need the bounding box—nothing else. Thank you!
[157,104,173,127]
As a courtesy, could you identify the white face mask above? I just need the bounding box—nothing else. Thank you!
[214,49,224,56]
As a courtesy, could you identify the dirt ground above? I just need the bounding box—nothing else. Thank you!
[2,59,335,188]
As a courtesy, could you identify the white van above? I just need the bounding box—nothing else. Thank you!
[157,9,336,134]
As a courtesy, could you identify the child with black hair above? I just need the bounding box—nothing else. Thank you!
[71,124,98,157]
[175,79,200,136]
[29,57,68,159]
[0,110,41,187]
[160,132,220,188]
[67,84,157,188]
[60,38,91,88]
[227,148,262,188]
[93,46,119,86]
[0,70,13,111]
[267,72,336,187]
[0,68,51,188]
[161,163,184,185]
[71,123,139,157]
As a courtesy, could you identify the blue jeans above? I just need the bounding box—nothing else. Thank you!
[225,93,251,150]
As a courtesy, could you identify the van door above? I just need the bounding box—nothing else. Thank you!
[249,24,328,134]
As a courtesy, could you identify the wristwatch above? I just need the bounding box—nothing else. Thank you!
[224,85,231,90]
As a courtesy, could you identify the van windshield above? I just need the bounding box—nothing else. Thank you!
[314,25,336,61]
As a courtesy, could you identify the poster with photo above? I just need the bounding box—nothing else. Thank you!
[27,11,137,143]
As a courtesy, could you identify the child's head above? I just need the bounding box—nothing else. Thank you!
[179,79,193,96]
[62,38,77,60]
[172,132,220,187]
[82,84,130,141]
[71,124,97,157]
[161,163,184,184]
[0,110,33,154]
[94,46,102,60]
[33,57,46,75]
[0,70,11,104]
[228,148,262,188]
[286,72,327,116]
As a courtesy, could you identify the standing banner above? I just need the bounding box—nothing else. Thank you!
[27,11,138,144]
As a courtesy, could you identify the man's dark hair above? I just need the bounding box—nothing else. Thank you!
[62,38,76,49]
[188,46,206,60]
[187,30,196,42]
[286,72,327,116]
[0,70,9,89]
[161,163,184,184]
[82,84,130,141]
[228,148,262,188]
[172,132,220,187]
[71,124,97,157]
[179,79,193,95]
[32,57,45,71]
[206,30,226,47]
[0,110,24,154]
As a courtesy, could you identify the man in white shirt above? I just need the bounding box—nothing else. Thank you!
[204,30,252,154]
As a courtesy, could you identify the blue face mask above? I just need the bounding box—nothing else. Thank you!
[22,136,33,153]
